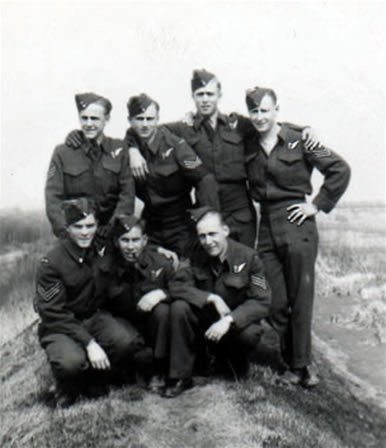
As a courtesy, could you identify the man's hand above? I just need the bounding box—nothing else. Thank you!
[65,129,84,148]
[205,315,233,342]
[157,246,179,270]
[301,127,321,150]
[207,294,231,318]
[86,339,111,370]
[137,289,167,312]
[287,202,318,226]
[181,111,195,126]
[129,147,149,182]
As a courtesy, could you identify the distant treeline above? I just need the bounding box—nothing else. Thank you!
[0,209,51,246]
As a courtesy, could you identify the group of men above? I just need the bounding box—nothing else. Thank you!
[36,69,350,408]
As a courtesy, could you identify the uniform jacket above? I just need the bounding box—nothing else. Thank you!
[125,126,219,215]
[106,244,178,319]
[35,238,109,346]
[45,136,135,236]
[165,114,250,215]
[171,238,271,329]
[244,124,351,212]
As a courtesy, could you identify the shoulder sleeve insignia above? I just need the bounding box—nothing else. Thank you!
[47,165,56,180]
[161,147,174,159]
[250,274,267,290]
[233,262,246,273]
[151,267,163,279]
[306,145,332,158]
[288,140,300,150]
[37,281,64,302]
[183,156,202,170]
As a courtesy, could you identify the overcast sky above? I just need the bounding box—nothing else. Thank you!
[1,0,384,210]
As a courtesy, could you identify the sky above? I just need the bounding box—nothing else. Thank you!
[1,0,385,211]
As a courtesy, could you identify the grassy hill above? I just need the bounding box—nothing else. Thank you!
[1,321,385,448]
[0,206,385,448]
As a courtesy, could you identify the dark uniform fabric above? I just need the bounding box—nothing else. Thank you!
[168,238,271,379]
[35,237,137,392]
[105,244,180,370]
[45,136,135,237]
[124,126,219,256]
[165,114,257,248]
[245,124,351,368]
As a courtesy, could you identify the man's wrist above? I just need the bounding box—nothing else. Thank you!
[224,314,234,326]
[86,338,97,349]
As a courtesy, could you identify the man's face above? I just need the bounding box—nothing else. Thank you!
[197,213,229,259]
[66,213,97,249]
[192,78,222,117]
[129,103,159,141]
[118,226,148,263]
[79,103,109,141]
[248,94,278,135]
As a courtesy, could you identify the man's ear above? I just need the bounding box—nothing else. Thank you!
[275,102,280,113]
[223,224,230,237]
[143,234,149,246]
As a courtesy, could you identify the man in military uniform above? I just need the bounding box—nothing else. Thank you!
[46,92,135,243]
[106,214,185,394]
[244,87,351,387]
[35,199,137,408]
[124,93,219,256]
[127,70,319,249]
[163,207,271,397]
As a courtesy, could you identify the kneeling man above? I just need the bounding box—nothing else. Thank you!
[106,214,179,394]
[165,207,271,397]
[35,198,136,408]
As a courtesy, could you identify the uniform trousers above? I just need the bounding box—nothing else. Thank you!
[145,211,193,257]
[108,302,171,374]
[39,311,139,393]
[258,207,318,368]
[169,300,263,379]
[219,183,257,249]
[223,206,257,249]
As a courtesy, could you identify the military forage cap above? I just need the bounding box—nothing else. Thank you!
[191,69,216,92]
[62,198,96,226]
[245,87,276,110]
[189,206,218,224]
[113,214,145,238]
[127,93,158,117]
[75,92,112,114]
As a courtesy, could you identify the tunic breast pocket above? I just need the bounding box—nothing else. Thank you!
[63,164,93,196]
[152,162,185,197]
[276,151,309,187]
[223,272,248,290]
[101,158,121,192]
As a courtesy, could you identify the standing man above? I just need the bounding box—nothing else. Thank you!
[124,93,219,256]
[244,87,351,387]
[46,92,135,243]
[106,214,182,394]
[128,69,318,249]
[163,207,271,397]
[35,199,137,408]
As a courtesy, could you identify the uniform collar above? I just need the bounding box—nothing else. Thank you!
[194,111,227,130]
[62,237,89,264]
[115,245,150,277]
[221,238,237,270]
[83,135,108,154]
[145,128,162,155]
[277,124,291,143]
